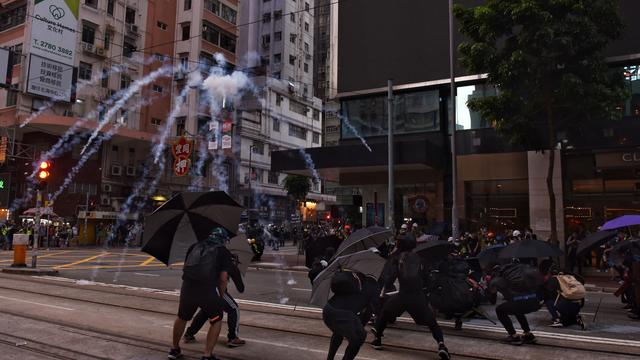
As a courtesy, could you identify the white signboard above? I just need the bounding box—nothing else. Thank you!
[221,134,232,149]
[29,0,79,66]
[0,48,12,87]
[27,54,75,101]
[208,121,219,150]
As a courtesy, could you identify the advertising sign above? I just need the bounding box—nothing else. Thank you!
[171,136,193,159]
[30,0,79,66]
[0,48,12,88]
[26,54,75,101]
[208,121,219,150]
[173,158,191,177]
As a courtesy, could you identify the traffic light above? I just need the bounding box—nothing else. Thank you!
[36,160,52,190]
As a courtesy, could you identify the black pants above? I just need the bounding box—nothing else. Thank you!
[322,303,366,360]
[374,292,444,344]
[496,299,540,335]
[185,292,240,340]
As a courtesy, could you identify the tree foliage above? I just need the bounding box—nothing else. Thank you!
[283,175,311,203]
[454,0,629,242]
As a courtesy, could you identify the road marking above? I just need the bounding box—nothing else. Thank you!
[244,337,377,360]
[55,253,108,268]
[133,272,160,277]
[292,288,311,292]
[140,256,157,266]
[0,295,74,311]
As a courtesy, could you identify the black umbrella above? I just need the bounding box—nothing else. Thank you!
[609,239,640,265]
[333,226,392,259]
[305,235,342,268]
[477,244,508,269]
[142,191,244,265]
[499,239,564,259]
[576,231,617,257]
[413,240,455,264]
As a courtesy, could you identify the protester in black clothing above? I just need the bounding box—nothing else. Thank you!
[545,274,585,329]
[489,264,541,345]
[322,271,377,360]
[168,228,234,360]
[308,247,336,283]
[371,235,450,359]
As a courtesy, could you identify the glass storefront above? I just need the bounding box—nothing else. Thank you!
[455,84,497,130]
[622,65,640,117]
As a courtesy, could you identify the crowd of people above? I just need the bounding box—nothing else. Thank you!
[0,220,76,249]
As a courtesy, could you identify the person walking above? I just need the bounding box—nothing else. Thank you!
[370,235,450,359]
[168,228,234,360]
[565,232,581,275]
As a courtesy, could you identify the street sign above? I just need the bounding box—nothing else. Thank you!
[173,157,190,177]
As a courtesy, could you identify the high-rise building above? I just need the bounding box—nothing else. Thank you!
[236,0,328,222]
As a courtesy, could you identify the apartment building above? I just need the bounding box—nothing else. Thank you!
[236,0,328,223]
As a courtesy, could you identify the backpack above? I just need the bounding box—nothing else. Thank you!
[429,273,475,315]
[555,275,585,301]
[397,252,424,292]
[501,264,542,293]
[182,242,221,284]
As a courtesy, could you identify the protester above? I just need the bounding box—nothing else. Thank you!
[543,266,586,329]
[489,261,542,345]
[168,228,234,360]
[371,235,450,359]
[565,231,582,275]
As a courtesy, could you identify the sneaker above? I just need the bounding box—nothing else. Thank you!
[576,315,586,330]
[370,338,383,350]
[227,338,246,348]
[501,335,522,345]
[522,333,537,344]
[438,343,451,360]
[183,334,196,343]
[168,347,182,359]
[549,319,563,327]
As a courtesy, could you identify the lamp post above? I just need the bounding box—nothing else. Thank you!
[449,0,459,240]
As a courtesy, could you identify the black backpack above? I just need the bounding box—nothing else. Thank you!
[183,242,221,284]
[501,263,542,293]
[429,273,475,315]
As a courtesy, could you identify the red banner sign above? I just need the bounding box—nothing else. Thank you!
[172,136,193,159]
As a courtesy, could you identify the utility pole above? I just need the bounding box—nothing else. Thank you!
[387,79,394,233]
[449,0,459,240]
[248,145,255,222]
[31,190,41,268]
[84,192,89,244]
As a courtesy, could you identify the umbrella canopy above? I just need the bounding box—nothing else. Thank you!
[21,207,58,217]
[609,239,640,265]
[305,235,342,268]
[227,234,253,276]
[576,230,617,257]
[333,226,392,259]
[417,234,439,243]
[499,239,564,259]
[413,240,455,264]
[601,215,640,231]
[477,244,508,269]
[310,249,385,307]
[142,191,244,265]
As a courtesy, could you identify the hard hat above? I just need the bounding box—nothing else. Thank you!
[512,230,521,237]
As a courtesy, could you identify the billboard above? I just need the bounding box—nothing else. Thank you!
[29,0,79,66]
[26,54,76,101]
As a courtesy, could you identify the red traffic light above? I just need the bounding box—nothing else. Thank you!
[37,170,49,179]
[39,161,51,170]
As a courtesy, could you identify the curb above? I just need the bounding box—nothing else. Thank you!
[2,267,59,275]
[249,263,308,272]
[585,284,617,294]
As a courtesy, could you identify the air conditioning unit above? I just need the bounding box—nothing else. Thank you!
[111,164,122,176]
[102,184,112,193]
[101,197,111,206]
[125,165,135,176]
[126,24,138,35]
[95,46,106,57]
[81,42,95,53]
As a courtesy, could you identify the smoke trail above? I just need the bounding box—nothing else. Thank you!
[298,148,321,185]
[340,115,372,152]
[81,65,173,155]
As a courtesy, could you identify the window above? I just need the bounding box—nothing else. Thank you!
[289,55,296,65]
[9,44,22,65]
[203,22,220,45]
[252,141,264,155]
[125,7,135,24]
[151,118,162,126]
[455,84,498,129]
[276,94,282,106]
[313,132,320,144]
[104,32,111,50]
[273,118,280,131]
[153,85,163,93]
[268,171,279,184]
[200,52,216,68]
[262,34,271,45]
[290,33,296,43]
[0,5,26,32]
[304,22,309,32]
[260,56,269,66]
[305,2,310,11]
[274,10,282,20]
[273,53,281,64]
[179,53,189,69]
[79,62,92,80]
[101,69,109,88]
[289,123,307,140]
[157,21,168,30]
[274,31,282,41]
[273,71,281,79]
[313,109,320,120]
[220,33,236,53]
[290,13,295,22]
[304,63,309,73]
[221,5,237,24]
[107,0,115,15]
[184,0,192,11]
[6,90,17,107]
[289,99,308,116]
[263,13,271,23]
[85,0,98,9]
[176,117,186,136]
[251,168,263,183]
[181,24,191,41]
[304,42,309,52]
[120,74,132,90]
[622,65,640,117]
[82,24,96,44]
[123,41,136,58]
[205,0,220,14]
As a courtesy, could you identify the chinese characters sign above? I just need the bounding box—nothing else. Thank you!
[172,136,193,177]
[26,54,75,102]
[30,0,79,66]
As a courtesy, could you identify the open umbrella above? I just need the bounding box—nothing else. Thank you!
[310,249,385,307]
[413,240,455,264]
[142,191,244,265]
[333,226,392,259]
[601,215,640,231]
[499,239,564,259]
[227,234,253,276]
[609,239,640,265]
[576,230,617,257]
[477,244,508,269]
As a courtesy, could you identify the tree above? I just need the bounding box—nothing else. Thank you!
[454,0,628,243]
[283,175,311,204]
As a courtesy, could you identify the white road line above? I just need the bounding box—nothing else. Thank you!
[244,337,377,360]
[133,273,160,277]
[0,295,75,311]
[292,288,311,292]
